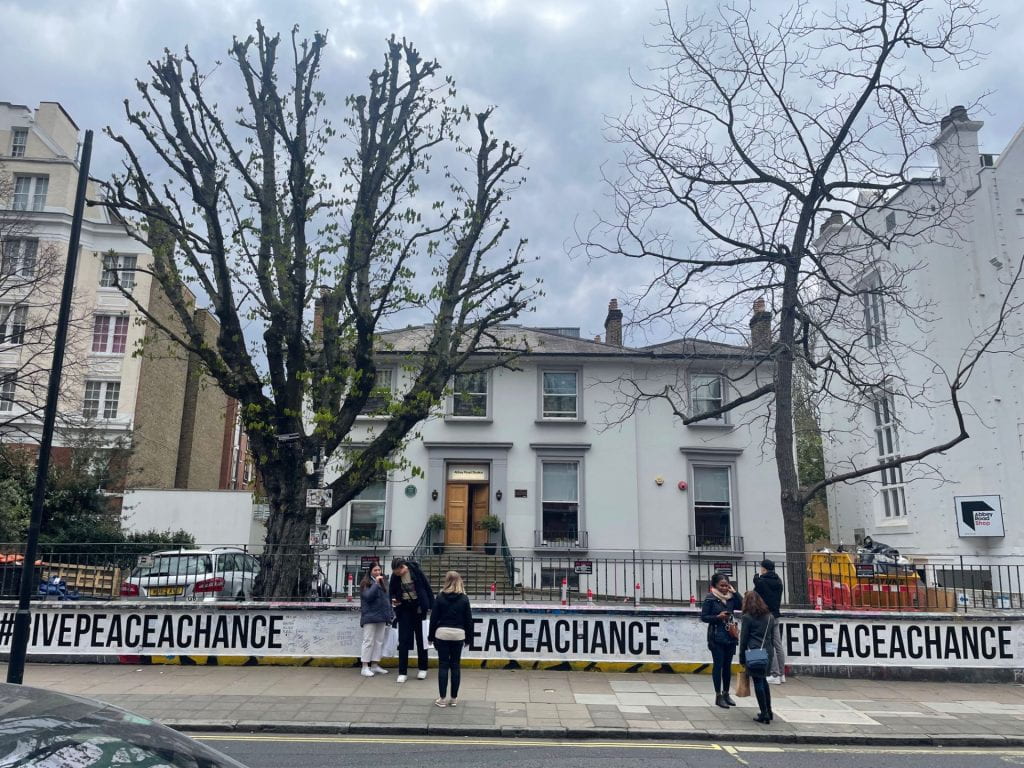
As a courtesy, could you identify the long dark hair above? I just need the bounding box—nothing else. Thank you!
[360,564,382,590]
[741,590,770,617]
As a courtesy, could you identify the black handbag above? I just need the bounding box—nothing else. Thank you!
[745,616,772,674]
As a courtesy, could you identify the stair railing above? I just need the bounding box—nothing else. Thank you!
[410,524,432,563]
[499,523,515,599]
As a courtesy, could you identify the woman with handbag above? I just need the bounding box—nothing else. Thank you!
[700,572,742,709]
[739,590,775,724]
[359,563,394,677]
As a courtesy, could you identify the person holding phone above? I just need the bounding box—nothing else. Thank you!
[359,563,393,677]
[700,572,742,708]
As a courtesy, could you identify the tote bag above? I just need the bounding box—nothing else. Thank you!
[382,626,399,657]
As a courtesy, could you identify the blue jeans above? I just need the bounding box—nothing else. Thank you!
[710,643,735,694]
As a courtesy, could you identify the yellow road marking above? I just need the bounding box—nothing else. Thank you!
[195,734,1024,756]
[722,744,748,765]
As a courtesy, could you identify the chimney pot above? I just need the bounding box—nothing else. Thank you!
[604,297,624,346]
[750,297,772,353]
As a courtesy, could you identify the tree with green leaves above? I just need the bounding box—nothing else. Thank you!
[99,25,536,597]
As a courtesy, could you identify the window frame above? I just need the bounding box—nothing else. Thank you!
[690,464,736,546]
[358,367,395,416]
[538,457,583,544]
[0,305,28,345]
[1,238,37,279]
[12,175,48,211]
[82,379,121,420]
[10,128,28,158]
[689,372,728,424]
[449,369,491,420]
[100,253,138,291]
[859,272,887,350]
[346,477,389,544]
[538,367,583,421]
[91,314,130,355]
[870,390,907,520]
[0,371,16,412]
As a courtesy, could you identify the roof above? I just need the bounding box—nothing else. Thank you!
[375,325,755,361]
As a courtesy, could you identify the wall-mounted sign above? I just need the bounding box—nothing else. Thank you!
[713,562,734,578]
[447,464,489,482]
[306,489,332,509]
[404,484,417,498]
[573,560,593,575]
[514,489,528,498]
[308,524,331,550]
[955,495,1005,538]
[360,555,380,571]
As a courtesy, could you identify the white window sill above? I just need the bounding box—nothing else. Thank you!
[535,418,586,425]
[444,416,493,424]
[686,421,732,429]
[874,518,910,528]
[89,352,126,358]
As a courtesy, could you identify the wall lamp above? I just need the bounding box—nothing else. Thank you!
[495,490,503,501]
[431,490,439,501]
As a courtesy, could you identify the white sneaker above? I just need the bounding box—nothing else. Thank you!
[396,674,407,683]
[416,670,428,680]
[370,664,388,675]
[780,675,786,683]
[360,667,374,677]
[766,675,782,685]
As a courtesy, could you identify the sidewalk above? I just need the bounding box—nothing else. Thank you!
[5,663,1024,746]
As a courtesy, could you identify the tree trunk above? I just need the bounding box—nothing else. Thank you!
[775,261,810,606]
[253,457,315,599]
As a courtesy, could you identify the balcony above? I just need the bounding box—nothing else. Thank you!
[688,535,745,555]
[534,529,588,552]
[336,528,391,549]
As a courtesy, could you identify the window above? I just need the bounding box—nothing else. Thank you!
[0,372,15,412]
[100,253,137,290]
[693,466,733,546]
[92,315,129,354]
[541,460,579,542]
[83,380,120,419]
[0,306,27,345]
[541,370,579,419]
[12,175,47,211]
[10,128,28,158]
[359,368,394,415]
[1,239,37,278]
[349,480,386,543]
[871,391,906,519]
[452,371,488,417]
[884,211,896,232]
[861,275,887,350]
[690,374,725,421]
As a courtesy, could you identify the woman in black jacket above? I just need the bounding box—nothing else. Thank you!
[700,572,742,709]
[739,590,775,724]
[428,570,473,708]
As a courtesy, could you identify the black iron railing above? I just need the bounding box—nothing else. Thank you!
[336,529,391,548]
[688,535,745,553]
[534,530,589,550]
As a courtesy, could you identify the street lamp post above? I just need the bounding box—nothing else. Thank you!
[6,130,93,685]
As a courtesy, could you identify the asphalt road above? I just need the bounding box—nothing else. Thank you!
[195,734,1024,768]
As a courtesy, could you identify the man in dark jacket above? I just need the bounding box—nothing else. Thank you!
[753,559,786,683]
[389,557,435,683]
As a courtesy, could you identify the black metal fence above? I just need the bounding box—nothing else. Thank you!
[1,542,1021,611]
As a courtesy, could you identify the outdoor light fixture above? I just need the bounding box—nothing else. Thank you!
[431,490,439,501]
[496,490,503,501]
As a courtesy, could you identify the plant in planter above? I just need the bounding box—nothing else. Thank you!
[427,513,446,555]
[476,514,502,555]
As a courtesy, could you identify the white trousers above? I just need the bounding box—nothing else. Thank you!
[361,622,387,663]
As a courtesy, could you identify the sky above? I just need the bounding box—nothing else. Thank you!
[4,0,1022,346]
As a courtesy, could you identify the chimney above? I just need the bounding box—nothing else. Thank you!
[818,210,844,240]
[312,295,324,344]
[604,298,623,346]
[750,298,772,353]
[931,105,983,197]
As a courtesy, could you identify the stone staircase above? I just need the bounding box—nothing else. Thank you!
[418,552,515,600]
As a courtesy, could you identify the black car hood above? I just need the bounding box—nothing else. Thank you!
[0,682,246,767]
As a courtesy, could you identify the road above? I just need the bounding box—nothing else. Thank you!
[195,734,1024,768]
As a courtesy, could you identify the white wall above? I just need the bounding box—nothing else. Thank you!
[122,489,257,548]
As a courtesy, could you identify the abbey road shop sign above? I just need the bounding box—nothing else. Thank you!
[955,496,1005,538]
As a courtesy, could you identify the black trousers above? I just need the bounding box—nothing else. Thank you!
[710,643,735,694]
[751,671,772,716]
[396,607,428,675]
[434,638,464,699]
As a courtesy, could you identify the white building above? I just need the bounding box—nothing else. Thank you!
[818,106,1024,582]
[325,301,783,596]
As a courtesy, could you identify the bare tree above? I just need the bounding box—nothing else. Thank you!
[98,25,537,597]
[583,0,1021,599]
[0,164,88,441]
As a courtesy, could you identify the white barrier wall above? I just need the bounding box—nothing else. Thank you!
[1,603,1020,674]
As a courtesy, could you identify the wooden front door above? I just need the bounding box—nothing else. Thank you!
[445,483,469,549]
[470,484,490,551]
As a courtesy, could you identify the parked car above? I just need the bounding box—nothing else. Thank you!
[120,548,259,602]
[0,682,248,767]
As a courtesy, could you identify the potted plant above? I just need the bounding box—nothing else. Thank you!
[477,514,502,555]
[427,513,446,555]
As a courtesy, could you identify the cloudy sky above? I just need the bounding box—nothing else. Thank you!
[4,0,1022,345]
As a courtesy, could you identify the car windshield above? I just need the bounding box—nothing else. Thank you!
[131,555,213,579]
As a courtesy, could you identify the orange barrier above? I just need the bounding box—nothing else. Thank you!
[807,578,853,609]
